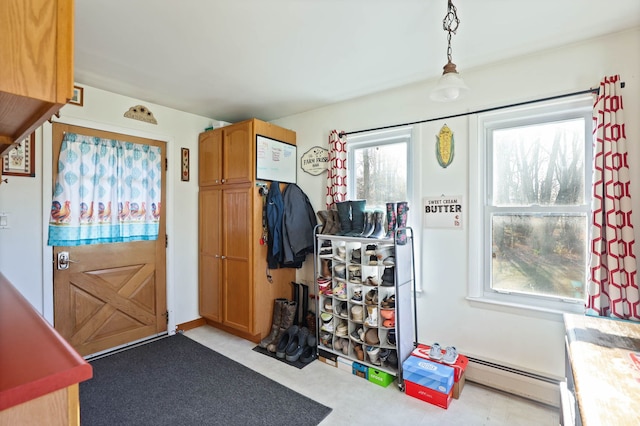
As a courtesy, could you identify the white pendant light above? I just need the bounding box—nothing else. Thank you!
[430,0,468,102]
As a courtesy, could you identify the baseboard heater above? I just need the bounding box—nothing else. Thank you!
[465,356,561,408]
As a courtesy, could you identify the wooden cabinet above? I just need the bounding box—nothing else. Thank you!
[0,0,74,156]
[198,119,297,342]
[198,120,252,186]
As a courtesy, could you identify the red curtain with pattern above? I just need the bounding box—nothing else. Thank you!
[587,75,639,321]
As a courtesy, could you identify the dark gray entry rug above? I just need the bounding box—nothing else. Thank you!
[80,333,332,426]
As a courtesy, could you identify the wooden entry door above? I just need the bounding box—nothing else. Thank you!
[51,123,167,356]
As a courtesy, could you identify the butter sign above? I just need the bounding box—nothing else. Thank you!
[301,146,329,176]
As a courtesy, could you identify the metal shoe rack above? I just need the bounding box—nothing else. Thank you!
[313,226,416,389]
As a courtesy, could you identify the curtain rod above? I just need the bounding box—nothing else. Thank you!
[338,82,625,138]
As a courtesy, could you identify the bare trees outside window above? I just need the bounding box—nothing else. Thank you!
[487,114,591,302]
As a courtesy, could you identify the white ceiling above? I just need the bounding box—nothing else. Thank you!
[74,0,640,123]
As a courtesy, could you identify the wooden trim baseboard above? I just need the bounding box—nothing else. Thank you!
[176,317,206,332]
[203,319,261,343]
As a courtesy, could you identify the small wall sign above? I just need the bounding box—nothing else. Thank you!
[301,146,329,176]
[423,195,464,229]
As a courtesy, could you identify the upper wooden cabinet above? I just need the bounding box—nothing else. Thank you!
[199,120,253,186]
[0,0,74,155]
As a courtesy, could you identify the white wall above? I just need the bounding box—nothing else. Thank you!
[273,28,640,379]
[0,85,216,329]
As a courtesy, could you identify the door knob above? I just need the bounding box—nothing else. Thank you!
[57,251,77,270]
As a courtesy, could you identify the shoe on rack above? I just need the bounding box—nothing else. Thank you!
[351,248,362,264]
[335,320,348,337]
[354,345,364,361]
[365,244,377,255]
[334,263,346,279]
[365,288,378,305]
[387,349,398,368]
[366,346,381,366]
[334,336,345,351]
[381,294,395,308]
[381,266,395,286]
[365,276,379,286]
[319,331,332,347]
[320,258,332,277]
[320,313,334,332]
[333,281,347,299]
[386,329,396,346]
[350,305,364,322]
[334,245,346,261]
[365,306,378,327]
[351,285,363,303]
[365,328,379,345]
[368,255,379,266]
[429,343,444,361]
[336,301,348,318]
[348,265,362,283]
[350,327,364,343]
[378,348,391,366]
[323,298,333,312]
[443,346,458,364]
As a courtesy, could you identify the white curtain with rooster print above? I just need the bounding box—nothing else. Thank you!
[48,132,162,246]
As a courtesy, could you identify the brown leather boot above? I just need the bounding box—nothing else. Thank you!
[267,300,297,353]
[259,298,287,348]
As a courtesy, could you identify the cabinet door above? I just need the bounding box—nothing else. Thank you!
[199,130,222,186]
[199,188,222,321]
[223,121,252,184]
[221,186,252,333]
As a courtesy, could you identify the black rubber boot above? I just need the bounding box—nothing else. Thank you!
[336,201,352,235]
[348,200,366,236]
[276,325,299,359]
[370,210,386,239]
[291,282,300,325]
[360,211,374,237]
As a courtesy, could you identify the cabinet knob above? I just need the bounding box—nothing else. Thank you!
[221,179,226,183]
[215,179,219,183]
[215,254,220,258]
[221,255,227,259]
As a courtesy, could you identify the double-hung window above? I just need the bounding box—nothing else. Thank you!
[472,96,593,312]
[346,127,412,212]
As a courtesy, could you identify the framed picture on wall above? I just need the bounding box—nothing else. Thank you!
[2,133,35,177]
[69,85,84,106]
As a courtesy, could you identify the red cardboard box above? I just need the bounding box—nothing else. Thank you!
[411,344,468,382]
[405,380,453,409]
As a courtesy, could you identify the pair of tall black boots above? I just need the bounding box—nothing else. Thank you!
[336,200,385,238]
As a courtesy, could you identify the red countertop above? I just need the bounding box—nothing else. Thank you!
[0,272,93,411]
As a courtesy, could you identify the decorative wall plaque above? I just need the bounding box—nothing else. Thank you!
[124,105,157,124]
[301,146,329,176]
[436,124,454,168]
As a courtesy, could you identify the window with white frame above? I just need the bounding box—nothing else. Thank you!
[346,127,412,211]
[473,96,593,312]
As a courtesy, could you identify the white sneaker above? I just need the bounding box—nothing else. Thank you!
[429,343,443,361]
[443,346,458,364]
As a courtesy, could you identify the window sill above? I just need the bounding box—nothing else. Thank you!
[466,295,584,322]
